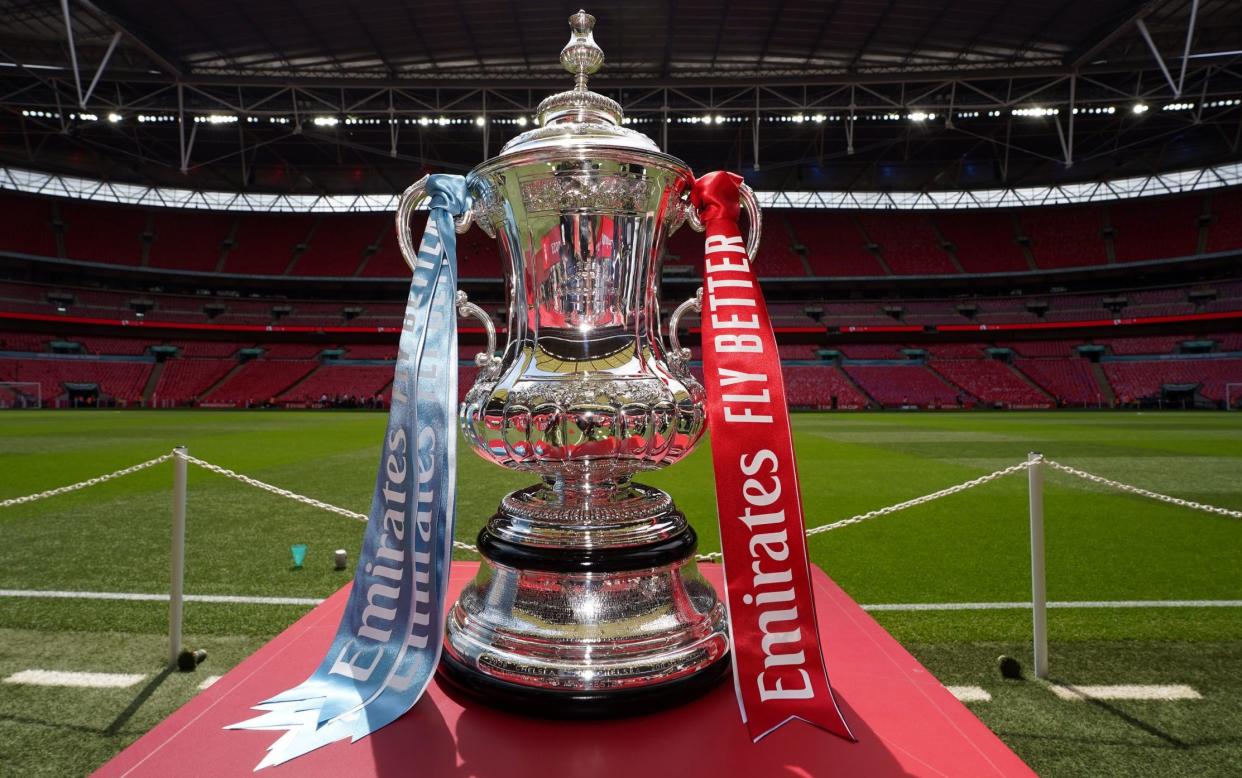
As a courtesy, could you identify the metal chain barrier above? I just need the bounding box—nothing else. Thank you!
[0,452,174,508]
[177,451,481,553]
[1043,458,1242,519]
[4,449,1238,559]
[695,459,1036,562]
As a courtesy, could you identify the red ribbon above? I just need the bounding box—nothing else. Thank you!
[692,171,853,743]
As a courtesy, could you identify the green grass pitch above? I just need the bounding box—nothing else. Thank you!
[1,410,1240,776]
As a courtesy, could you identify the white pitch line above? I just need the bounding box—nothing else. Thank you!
[946,685,992,702]
[1051,684,1201,701]
[198,675,222,690]
[0,589,323,606]
[4,669,146,689]
[862,599,1242,612]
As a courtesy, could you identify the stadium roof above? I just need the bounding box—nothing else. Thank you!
[1,0,1240,194]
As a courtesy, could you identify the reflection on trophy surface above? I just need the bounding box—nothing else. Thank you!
[433,10,733,713]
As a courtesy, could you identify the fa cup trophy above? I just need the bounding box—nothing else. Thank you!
[399,11,760,714]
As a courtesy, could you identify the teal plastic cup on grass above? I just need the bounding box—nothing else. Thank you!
[291,543,308,568]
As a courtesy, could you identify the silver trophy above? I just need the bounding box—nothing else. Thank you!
[398,9,760,714]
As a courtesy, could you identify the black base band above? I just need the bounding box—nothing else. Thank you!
[436,651,731,719]
[477,522,698,573]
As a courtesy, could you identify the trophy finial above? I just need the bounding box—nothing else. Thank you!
[560,10,604,91]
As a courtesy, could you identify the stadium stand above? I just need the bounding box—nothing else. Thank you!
[932,359,1053,408]
[1098,336,1187,355]
[289,214,386,276]
[60,200,147,266]
[0,331,50,352]
[1103,358,1242,404]
[176,341,248,358]
[857,212,958,275]
[1019,205,1108,269]
[782,366,868,409]
[201,359,317,406]
[278,364,393,404]
[344,344,399,360]
[148,209,235,272]
[843,364,962,408]
[3,194,57,257]
[1206,188,1242,254]
[1007,340,1083,357]
[934,210,1028,273]
[1015,358,1104,406]
[0,357,151,404]
[152,358,236,406]
[221,213,316,275]
[0,189,1230,279]
[789,212,886,276]
[1110,196,1203,263]
[777,344,821,360]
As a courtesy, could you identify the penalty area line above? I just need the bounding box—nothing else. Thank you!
[1051,684,1201,701]
[0,589,324,606]
[4,669,147,688]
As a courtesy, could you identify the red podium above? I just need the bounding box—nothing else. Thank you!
[97,564,1034,777]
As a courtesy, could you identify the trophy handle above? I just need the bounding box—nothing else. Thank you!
[684,182,762,264]
[456,290,502,376]
[396,175,477,273]
[666,286,703,366]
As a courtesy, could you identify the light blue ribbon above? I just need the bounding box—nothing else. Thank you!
[228,175,469,769]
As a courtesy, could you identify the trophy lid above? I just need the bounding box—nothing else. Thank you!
[489,10,666,159]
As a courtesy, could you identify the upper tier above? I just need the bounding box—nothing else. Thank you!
[2,187,1239,279]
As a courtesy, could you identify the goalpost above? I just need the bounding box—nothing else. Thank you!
[1227,383,1242,411]
[0,382,42,409]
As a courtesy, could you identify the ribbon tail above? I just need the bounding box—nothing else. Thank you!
[692,170,853,744]
[226,174,469,768]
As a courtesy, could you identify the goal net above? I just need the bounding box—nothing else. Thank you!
[1227,383,1242,411]
[0,382,42,409]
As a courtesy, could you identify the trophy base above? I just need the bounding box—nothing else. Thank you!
[441,485,730,718]
[437,649,731,719]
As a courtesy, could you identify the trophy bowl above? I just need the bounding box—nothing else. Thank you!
[407,10,753,715]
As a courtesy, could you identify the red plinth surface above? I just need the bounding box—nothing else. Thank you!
[97,564,1034,777]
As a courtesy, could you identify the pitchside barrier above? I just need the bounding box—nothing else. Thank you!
[2,448,1240,679]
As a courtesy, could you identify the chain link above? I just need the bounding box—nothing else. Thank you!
[0,453,174,509]
[177,451,482,553]
[1043,459,1242,519]
[695,460,1035,562]
[6,448,1236,564]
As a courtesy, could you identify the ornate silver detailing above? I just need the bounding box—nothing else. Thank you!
[562,10,604,82]
[667,287,703,367]
[471,186,503,237]
[455,290,502,376]
[535,9,623,127]
[521,173,659,214]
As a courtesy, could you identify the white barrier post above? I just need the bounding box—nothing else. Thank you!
[1027,451,1048,679]
[169,446,187,667]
